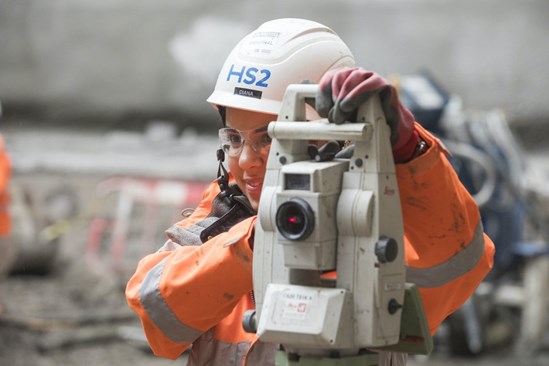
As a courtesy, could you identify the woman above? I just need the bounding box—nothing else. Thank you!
[126,18,494,366]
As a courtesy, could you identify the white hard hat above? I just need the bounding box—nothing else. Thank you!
[207,18,355,117]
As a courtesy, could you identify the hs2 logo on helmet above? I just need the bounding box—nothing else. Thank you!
[226,64,271,87]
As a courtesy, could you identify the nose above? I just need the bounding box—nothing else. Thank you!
[238,142,265,170]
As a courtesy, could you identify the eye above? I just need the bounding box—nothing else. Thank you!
[227,132,243,145]
[258,133,272,147]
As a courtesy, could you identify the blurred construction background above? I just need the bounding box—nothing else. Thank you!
[1,0,549,365]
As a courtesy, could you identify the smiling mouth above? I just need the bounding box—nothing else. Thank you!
[245,179,263,193]
[246,180,262,188]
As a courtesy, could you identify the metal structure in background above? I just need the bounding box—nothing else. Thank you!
[86,177,208,275]
[399,72,549,355]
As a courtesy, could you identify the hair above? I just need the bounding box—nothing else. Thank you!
[218,105,226,127]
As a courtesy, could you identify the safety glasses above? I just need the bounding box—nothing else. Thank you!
[219,126,272,157]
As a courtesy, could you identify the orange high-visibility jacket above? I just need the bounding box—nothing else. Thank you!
[126,123,495,365]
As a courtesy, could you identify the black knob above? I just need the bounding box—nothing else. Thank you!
[375,236,398,263]
[388,298,403,315]
[242,310,257,333]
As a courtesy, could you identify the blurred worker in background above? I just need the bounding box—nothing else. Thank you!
[0,102,13,315]
[0,134,12,257]
[126,18,495,366]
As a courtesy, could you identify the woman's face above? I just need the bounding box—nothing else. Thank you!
[224,107,276,211]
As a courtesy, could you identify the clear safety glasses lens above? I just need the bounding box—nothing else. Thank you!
[219,127,272,157]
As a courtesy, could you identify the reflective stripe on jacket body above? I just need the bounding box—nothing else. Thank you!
[125,123,495,365]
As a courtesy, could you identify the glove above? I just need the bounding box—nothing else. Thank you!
[316,67,419,163]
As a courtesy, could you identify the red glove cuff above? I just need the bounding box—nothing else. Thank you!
[392,129,420,163]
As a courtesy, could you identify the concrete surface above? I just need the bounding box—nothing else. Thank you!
[2,122,219,181]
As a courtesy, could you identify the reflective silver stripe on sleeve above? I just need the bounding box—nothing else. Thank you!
[405,222,485,288]
[166,218,220,246]
[139,258,204,343]
[156,239,182,253]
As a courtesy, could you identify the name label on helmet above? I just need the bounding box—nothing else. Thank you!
[226,64,271,87]
[234,87,262,99]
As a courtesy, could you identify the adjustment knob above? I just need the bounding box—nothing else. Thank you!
[388,298,403,315]
[375,236,398,263]
[242,310,257,333]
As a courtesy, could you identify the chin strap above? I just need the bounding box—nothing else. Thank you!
[216,148,249,204]
[216,148,234,199]
[215,147,256,211]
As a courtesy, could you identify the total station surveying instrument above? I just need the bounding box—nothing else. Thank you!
[242,84,433,365]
